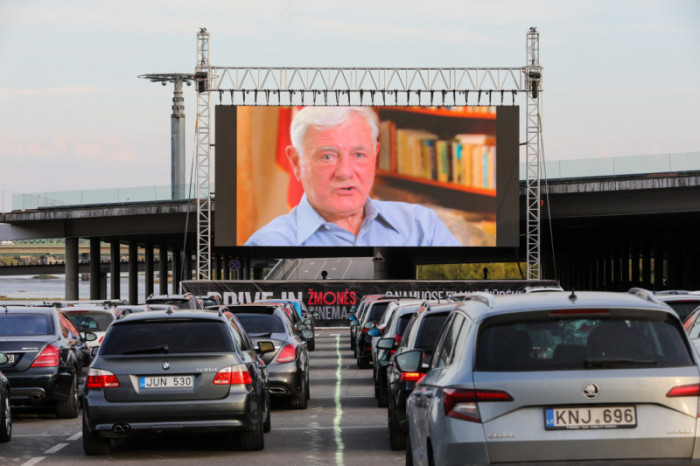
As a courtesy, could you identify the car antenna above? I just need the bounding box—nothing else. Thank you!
[569,289,577,303]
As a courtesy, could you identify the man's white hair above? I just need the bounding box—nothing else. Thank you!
[290,106,379,156]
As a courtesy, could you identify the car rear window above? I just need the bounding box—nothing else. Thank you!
[0,314,53,336]
[100,320,231,354]
[665,301,700,322]
[476,313,694,372]
[64,311,114,331]
[236,314,286,336]
[147,298,192,309]
[367,302,391,323]
[415,312,449,351]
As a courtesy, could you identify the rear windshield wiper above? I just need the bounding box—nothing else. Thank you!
[585,359,657,369]
[122,344,170,355]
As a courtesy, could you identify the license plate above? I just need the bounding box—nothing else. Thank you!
[139,375,194,389]
[545,406,636,430]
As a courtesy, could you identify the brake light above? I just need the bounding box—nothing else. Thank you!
[213,365,252,385]
[443,388,513,423]
[393,334,403,345]
[98,336,104,344]
[666,384,700,397]
[86,368,120,388]
[276,344,297,363]
[31,345,59,367]
[400,372,422,382]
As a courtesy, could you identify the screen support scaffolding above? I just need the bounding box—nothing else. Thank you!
[194,27,542,280]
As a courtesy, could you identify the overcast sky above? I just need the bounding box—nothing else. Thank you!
[1,0,698,208]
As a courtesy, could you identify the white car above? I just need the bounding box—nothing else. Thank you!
[62,306,118,349]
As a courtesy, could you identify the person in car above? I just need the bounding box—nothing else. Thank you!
[244,106,461,247]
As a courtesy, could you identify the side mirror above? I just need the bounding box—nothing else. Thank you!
[301,329,314,340]
[297,323,308,331]
[395,349,423,373]
[377,337,395,350]
[311,311,320,319]
[349,314,358,322]
[364,321,376,330]
[91,347,99,358]
[257,341,275,354]
[350,320,359,327]
[304,318,312,325]
[0,353,7,364]
[367,328,381,337]
[83,331,98,342]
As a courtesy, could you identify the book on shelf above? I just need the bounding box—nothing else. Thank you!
[377,118,496,192]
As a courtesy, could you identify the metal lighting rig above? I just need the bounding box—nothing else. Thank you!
[193,27,543,280]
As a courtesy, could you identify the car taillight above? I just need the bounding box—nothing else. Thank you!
[31,344,60,367]
[393,334,403,345]
[213,365,252,385]
[667,384,700,397]
[443,388,513,423]
[98,336,104,344]
[400,372,423,382]
[277,344,297,363]
[86,368,120,388]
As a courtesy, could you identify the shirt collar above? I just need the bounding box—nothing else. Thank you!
[295,195,401,244]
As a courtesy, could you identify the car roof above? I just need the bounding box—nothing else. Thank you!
[454,289,675,321]
[223,304,282,314]
[0,305,58,315]
[112,309,224,324]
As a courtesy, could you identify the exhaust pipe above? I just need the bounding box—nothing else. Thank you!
[112,424,131,433]
[30,394,44,401]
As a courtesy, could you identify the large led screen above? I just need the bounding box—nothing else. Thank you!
[215,105,519,251]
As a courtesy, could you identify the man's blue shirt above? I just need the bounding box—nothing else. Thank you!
[244,194,462,247]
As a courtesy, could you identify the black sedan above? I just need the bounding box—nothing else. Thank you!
[225,304,312,409]
[0,305,94,418]
[82,310,274,455]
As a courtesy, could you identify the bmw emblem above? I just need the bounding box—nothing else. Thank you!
[162,362,170,371]
[582,382,600,399]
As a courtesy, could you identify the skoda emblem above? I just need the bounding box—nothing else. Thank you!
[162,362,170,371]
[582,382,600,399]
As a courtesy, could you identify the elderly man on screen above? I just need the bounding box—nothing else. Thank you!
[244,106,461,247]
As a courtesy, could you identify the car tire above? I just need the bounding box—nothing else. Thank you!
[238,406,264,451]
[357,355,370,369]
[377,376,388,408]
[263,393,271,433]
[56,375,79,419]
[389,406,407,450]
[82,413,111,455]
[350,336,355,351]
[405,431,413,466]
[289,376,308,410]
[307,339,315,352]
[0,390,11,443]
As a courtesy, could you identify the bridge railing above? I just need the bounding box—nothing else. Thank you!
[3,152,699,213]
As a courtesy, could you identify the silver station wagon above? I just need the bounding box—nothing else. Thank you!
[400,288,700,465]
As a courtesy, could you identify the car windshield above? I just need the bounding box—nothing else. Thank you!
[100,320,230,354]
[0,314,53,336]
[476,313,694,372]
[64,311,114,331]
[236,314,286,335]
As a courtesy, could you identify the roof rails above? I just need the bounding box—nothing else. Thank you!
[464,292,496,308]
[628,287,662,304]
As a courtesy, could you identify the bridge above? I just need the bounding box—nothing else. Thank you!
[1,152,699,302]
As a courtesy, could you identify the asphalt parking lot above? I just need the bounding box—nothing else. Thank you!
[1,328,404,466]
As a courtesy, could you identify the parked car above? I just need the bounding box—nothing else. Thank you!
[356,298,399,368]
[349,294,386,352]
[0,353,11,442]
[655,290,700,322]
[384,301,454,450]
[0,305,94,418]
[63,306,118,350]
[82,309,273,455]
[225,304,312,409]
[257,298,317,351]
[401,288,700,465]
[371,300,422,408]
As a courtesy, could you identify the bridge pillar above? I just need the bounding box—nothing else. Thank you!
[159,247,168,295]
[65,237,79,301]
[653,232,665,290]
[89,238,102,300]
[110,241,120,300]
[631,236,640,287]
[184,249,192,281]
[641,235,651,289]
[145,244,154,300]
[128,242,138,304]
[172,249,181,294]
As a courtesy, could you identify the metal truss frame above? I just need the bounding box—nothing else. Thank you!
[195,28,542,280]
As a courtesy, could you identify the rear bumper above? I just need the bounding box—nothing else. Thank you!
[84,390,257,437]
[6,370,73,404]
[266,362,304,398]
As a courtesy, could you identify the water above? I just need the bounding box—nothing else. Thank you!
[0,274,151,301]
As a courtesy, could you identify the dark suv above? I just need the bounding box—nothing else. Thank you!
[0,306,93,418]
[82,309,273,455]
